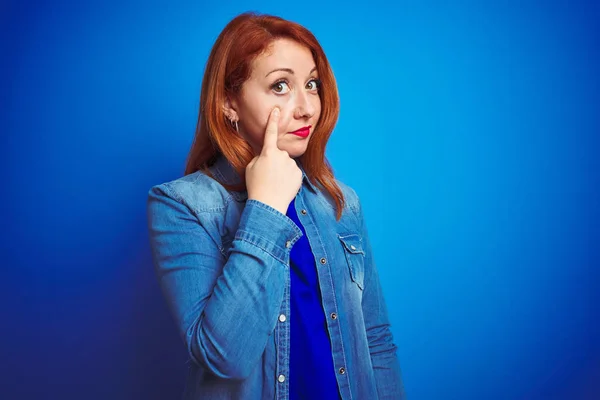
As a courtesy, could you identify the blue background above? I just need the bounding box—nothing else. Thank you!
[2,0,599,399]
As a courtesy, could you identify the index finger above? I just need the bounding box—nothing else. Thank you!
[261,107,280,153]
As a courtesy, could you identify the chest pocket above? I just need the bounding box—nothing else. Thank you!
[338,233,365,290]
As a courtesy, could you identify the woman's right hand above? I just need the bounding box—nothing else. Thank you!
[245,107,303,215]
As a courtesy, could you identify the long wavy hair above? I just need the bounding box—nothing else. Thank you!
[185,12,346,220]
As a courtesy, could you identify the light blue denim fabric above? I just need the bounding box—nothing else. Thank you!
[146,154,406,399]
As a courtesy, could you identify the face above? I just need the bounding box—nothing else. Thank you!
[226,38,322,158]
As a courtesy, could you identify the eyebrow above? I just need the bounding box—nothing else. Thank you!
[265,66,317,78]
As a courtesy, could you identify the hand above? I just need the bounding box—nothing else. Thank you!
[245,107,303,215]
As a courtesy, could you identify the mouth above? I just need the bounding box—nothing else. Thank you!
[288,125,312,138]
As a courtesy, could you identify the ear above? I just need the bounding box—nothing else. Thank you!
[222,96,239,122]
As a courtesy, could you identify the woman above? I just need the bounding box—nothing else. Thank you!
[147,12,406,399]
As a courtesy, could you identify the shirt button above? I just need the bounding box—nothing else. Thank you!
[300,209,307,215]
[350,245,356,251]
[279,314,287,322]
[320,257,327,264]
[285,240,292,248]
[330,313,337,320]
[339,367,346,374]
[278,374,286,383]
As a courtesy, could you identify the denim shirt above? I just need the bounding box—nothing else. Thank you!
[286,197,341,399]
[146,154,406,400]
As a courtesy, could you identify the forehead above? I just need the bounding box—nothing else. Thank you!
[251,38,315,75]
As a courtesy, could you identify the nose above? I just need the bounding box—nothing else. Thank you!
[293,89,315,120]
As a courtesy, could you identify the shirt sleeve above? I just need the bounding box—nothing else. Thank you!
[147,184,302,380]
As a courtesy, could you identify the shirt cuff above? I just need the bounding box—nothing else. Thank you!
[235,199,303,265]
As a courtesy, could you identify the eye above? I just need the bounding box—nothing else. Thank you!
[271,80,290,94]
[306,78,321,91]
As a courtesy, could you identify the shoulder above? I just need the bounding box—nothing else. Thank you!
[334,178,361,214]
[148,170,235,214]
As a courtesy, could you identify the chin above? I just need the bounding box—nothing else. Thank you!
[282,142,309,159]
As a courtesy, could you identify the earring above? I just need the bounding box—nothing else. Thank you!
[229,118,240,133]
[227,115,239,133]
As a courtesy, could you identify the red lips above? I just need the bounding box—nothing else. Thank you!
[289,125,311,138]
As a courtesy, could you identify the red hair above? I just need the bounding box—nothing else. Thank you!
[185,12,346,220]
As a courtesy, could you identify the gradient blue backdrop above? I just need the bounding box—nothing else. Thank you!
[2,1,599,399]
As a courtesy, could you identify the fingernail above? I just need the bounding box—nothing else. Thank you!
[273,107,280,117]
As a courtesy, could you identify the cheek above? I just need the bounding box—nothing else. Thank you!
[273,97,293,116]
[240,94,322,136]
[276,95,319,121]
[241,99,277,136]
[314,97,322,118]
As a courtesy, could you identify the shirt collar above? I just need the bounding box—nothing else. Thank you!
[209,153,318,201]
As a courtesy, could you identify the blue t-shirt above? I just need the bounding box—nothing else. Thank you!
[286,198,341,399]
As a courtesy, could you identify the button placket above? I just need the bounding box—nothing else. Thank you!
[292,197,351,393]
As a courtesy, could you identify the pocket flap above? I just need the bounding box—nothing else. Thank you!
[338,234,365,255]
